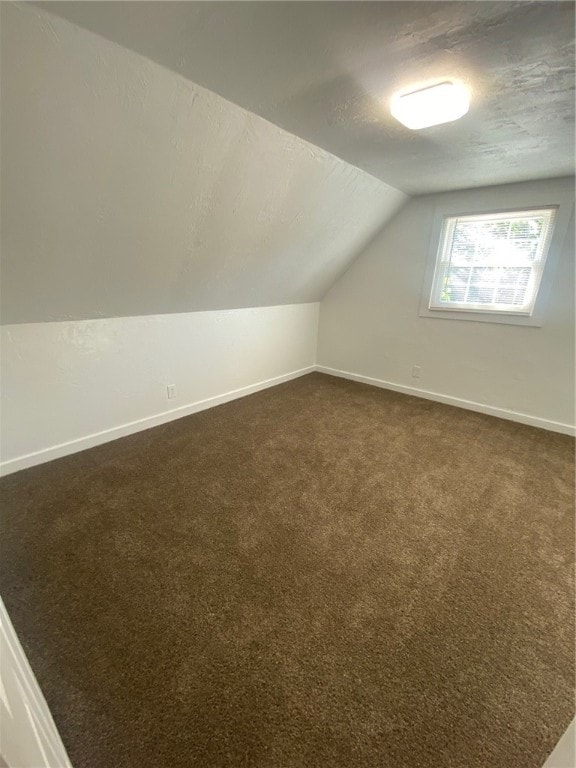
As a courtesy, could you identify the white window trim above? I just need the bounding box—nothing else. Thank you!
[419,185,574,327]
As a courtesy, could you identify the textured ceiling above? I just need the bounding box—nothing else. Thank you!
[38,1,575,194]
[1,4,406,324]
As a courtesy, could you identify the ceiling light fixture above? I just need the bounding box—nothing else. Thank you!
[391,80,470,130]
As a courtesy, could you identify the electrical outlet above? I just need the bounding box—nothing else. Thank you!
[166,384,176,400]
[412,365,421,379]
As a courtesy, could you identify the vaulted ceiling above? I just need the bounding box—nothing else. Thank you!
[2,2,573,325]
[1,4,405,324]
[38,1,575,194]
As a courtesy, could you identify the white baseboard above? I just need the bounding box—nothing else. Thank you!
[2,363,573,477]
[0,366,315,477]
[315,365,576,437]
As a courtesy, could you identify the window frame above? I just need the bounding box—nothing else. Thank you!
[419,185,574,327]
[428,206,557,317]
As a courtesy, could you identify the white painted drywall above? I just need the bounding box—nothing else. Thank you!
[0,3,406,325]
[318,177,575,428]
[0,304,318,473]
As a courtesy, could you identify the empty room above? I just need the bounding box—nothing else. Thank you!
[0,2,574,767]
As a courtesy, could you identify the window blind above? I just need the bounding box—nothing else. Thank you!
[430,208,557,314]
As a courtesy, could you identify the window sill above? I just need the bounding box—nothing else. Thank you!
[419,306,543,327]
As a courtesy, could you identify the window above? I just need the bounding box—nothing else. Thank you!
[429,208,557,316]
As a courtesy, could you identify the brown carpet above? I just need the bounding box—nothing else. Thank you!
[0,372,574,768]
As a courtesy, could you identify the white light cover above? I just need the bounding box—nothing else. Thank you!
[391,81,470,130]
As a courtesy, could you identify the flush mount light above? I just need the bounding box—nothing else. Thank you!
[391,80,470,130]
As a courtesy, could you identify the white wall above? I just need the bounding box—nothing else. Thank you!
[0,3,401,473]
[0,304,318,474]
[318,177,575,431]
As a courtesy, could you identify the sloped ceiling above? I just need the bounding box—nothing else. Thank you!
[0,4,406,325]
[36,1,575,194]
